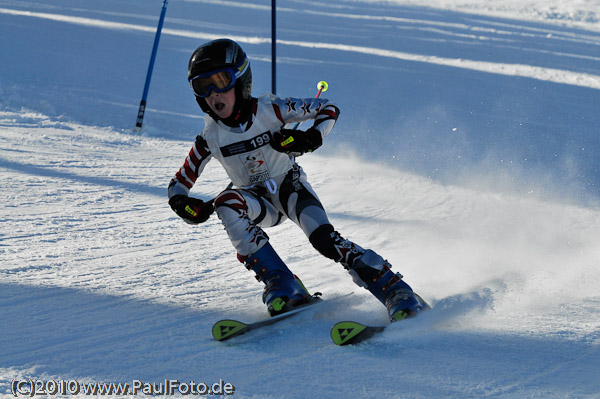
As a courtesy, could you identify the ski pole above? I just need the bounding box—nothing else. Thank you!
[289,80,328,130]
[315,80,328,98]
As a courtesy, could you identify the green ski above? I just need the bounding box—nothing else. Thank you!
[212,295,322,341]
[331,294,431,345]
[330,321,387,345]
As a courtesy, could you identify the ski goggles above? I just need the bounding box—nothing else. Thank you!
[189,69,236,97]
[189,56,249,97]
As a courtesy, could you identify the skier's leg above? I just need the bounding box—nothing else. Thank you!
[214,187,309,315]
[308,224,428,320]
[214,187,276,258]
[274,164,332,238]
[275,166,427,321]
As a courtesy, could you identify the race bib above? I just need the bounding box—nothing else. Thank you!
[241,150,270,184]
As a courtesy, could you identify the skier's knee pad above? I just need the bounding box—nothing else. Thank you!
[214,188,248,214]
[309,224,338,260]
[309,224,364,267]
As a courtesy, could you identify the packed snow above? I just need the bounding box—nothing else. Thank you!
[1,0,599,398]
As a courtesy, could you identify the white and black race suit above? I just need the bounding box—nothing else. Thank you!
[169,93,385,282]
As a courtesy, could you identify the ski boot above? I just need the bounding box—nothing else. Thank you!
[352,250,429,322]
[244,243,311,316]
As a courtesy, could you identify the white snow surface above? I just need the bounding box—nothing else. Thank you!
[1,0,599,398]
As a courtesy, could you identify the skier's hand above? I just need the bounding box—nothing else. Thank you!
[271,127,323,156]
[168,195,214,224]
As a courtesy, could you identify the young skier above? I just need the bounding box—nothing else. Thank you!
[168,38,428,321]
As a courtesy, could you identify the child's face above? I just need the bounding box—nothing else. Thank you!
[205,88,236,119]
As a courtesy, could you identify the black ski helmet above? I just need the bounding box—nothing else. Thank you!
[188,39,252,117]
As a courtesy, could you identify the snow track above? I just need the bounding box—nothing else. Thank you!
[2,109,599,398]
[1,0,599,397]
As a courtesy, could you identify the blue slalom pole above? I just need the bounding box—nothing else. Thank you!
[271,0,276,94]
[135,0,168,131]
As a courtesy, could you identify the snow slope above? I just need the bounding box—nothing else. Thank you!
[1,1,599,398]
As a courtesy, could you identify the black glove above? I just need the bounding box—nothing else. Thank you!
[271,127,323,155]
[168,194,214,224]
